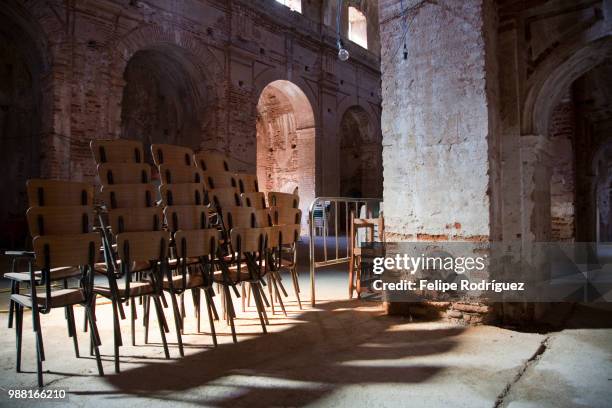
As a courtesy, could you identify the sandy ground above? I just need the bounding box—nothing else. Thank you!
[0,260,610,407]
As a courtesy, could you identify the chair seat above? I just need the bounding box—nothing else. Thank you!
[11,288,85,309]
[94,260,151,274]
[163,273,204,290]
[167,257,199,268]
[213,264,260,282]
[94,281,154,298]
[5,267,81,283]
[280,258,295,268]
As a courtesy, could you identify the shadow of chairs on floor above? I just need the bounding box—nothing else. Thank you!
[73,299,465,406]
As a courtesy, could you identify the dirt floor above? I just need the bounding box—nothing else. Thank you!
[0,255,610,407]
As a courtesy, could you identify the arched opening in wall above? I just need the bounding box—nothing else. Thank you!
[120,47,205,164]
[348,6,368,49]
[570,59,612,243]
[0,6,46,249]
[256,80,315,226]
[593,141,612,242]
[543,58,612,243]
[526,38,612,244]
[338,106,381,198]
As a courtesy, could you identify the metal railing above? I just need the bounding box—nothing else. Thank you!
[308,196,383,306]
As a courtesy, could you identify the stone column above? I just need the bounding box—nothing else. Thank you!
[519,134,554,321]
[378,0,497,242]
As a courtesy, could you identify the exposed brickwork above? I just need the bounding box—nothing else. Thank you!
[548,94,576,242]
[1,0,383,246]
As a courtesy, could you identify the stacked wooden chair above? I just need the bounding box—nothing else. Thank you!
[152,143,225,348]
[90,139,173,372]
[267,192,302,309]
[9,180,103,386]
[7,140,305,386]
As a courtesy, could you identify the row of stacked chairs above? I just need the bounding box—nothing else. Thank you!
[5,139,302,386]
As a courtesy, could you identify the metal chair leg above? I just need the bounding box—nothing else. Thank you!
[16,304,23,372]
[32,308,44,387]
[204,290,217,347]
[222,286,238,343]
[67,305,79,358]
[8,280,16,329]
[130,300,136,346]
[250,283,268,334]
[291,268,302,309]
[169,293,184,357]
[111,299,121,373]
[241,283,246,312]
[144,296,151,344]
[152,296,170,359]
[207,288,219,321]
[86,307,104,377]
[271,276,287,317]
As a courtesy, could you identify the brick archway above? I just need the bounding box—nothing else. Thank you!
[256,80,316,226]
[106,26,223,147]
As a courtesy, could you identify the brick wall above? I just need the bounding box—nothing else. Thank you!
[548,94,576,241]
[1,0,384,246]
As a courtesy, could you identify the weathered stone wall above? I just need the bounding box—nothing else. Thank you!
[379,0,497,241]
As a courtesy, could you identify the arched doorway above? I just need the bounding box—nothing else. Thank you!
[256,80,315,225]
[0,5,47,248]
[338,106,381,198]
[120,47,208,163]
[523,38,612,244]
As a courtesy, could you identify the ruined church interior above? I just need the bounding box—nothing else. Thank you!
[0,0,611,406]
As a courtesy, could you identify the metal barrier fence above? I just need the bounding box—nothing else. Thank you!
[308,197,383,306]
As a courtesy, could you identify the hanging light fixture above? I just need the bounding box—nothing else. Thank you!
[336,0,349,61]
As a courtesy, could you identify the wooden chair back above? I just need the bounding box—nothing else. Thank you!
[270,207,301,225]
[279,224,301,244]
[151,144,194,167]
[116,231,170,263]
[207,188,241,210]
[174,229,219,258]
[195,151,232,172]
[265,226,282,249]
[27,206,93,236]
[100,184,157,209]
[158,164,203,184]
[108,207,163,233]
[97,163,151,185]
[230,227,267,253]
[267,191,299,209]
[222,207,258,229]
[33,233,101,269]
[202,172,237,190]
[241,192,267,209]
[254,209,273,227]
[164,205,210,232]
[27,179,94,207]
[234,173,259,193]
[159,183,206,206]
[91,139,144,164]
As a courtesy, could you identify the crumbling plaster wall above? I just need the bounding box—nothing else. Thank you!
[378,0,499,241]
[10,0,382,201]
[379,0,612,323]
